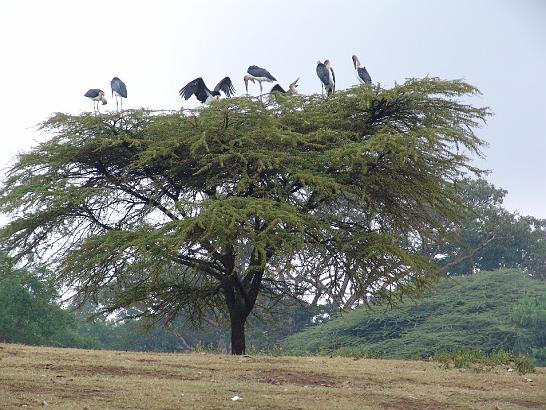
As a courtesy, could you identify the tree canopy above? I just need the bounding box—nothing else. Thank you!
[0,79,488,354]
[434,178,546,278]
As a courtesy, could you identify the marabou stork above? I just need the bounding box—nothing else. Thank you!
[316,59,335,95]
[244,65,277,94]
[84,89,107,112]
[270,78,299,95]
[111,77,127,111]
[352,55,372,84]
[179,77,235,105]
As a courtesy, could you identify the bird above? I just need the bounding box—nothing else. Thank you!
[270,78,300,95]
[352,55,372,84]
[84,89,107,112]
[179,77,235,105]
[244,65,277,95]
[111,77,127,111]
[316,59,335,96]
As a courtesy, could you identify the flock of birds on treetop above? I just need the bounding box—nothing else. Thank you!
[84,55,372,113]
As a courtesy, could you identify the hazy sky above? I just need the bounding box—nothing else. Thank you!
[0,0,545,217]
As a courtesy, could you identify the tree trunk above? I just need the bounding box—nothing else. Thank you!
[221,244,266,355]
[222,271,264,355]
[229,309,246,355]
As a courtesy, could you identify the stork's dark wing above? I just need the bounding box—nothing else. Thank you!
[270,84,286,93]
[179,77,210,103]
[247,65,277,81]
[213,77,236,97]
[111,77,128,97]
[84,89,102,98]
[358,67,372,84]
[316,63,329,86]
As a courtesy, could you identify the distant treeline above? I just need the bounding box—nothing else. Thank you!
[0,178,545,359]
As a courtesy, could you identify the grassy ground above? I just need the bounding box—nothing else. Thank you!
[0,343,544,409]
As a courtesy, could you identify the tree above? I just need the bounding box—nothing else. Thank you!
[434,178,546,278]
[0,253,94,347]
[0,79,488,354]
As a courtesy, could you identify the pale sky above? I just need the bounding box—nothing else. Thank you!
[0,0,545,217]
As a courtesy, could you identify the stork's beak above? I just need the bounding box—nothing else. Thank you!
[244,77,249,94]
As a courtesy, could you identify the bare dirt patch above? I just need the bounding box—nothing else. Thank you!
[1,378,113,400]
[25,362,202,381]
[259,369,344,388]
[376,397,458,410]
[508,398,546,409]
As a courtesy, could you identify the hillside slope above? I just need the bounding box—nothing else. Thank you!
[283,270,546,361]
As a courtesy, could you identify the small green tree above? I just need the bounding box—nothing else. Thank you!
[512,294,546,364]
[0,79,488,354]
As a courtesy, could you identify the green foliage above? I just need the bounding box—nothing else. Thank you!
[433,349,535,374]
[511,294,546,362]
[436,178,546,278]
[0,79,489,352]
[0,253,96,348]
[283,270,546,364]
[512,294,546,331]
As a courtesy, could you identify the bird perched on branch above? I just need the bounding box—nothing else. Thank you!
[179,77,235,105]
[270,78,300,95]
[111,77,127,111]
[244,65,277,95]
[84,89,107,112]
[316,59,335,96]
[352,55,372,84]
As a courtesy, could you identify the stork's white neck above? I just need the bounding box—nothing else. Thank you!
[353,56,363,68]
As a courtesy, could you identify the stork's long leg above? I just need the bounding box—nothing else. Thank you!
[259,81,263,95]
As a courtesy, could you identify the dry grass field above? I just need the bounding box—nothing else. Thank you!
[0,343,544,409]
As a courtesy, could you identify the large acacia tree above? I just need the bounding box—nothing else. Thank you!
[0,79,488,354]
